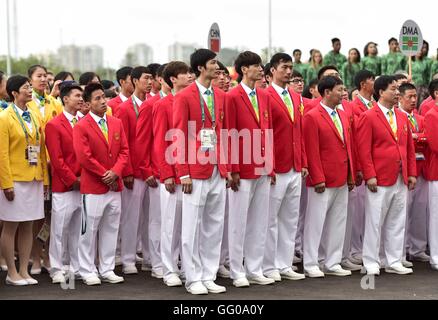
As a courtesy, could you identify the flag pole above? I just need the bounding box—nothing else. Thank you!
[6,0,12,75]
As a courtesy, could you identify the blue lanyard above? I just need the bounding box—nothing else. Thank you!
[12,104,39,144]
[199,88,215,128]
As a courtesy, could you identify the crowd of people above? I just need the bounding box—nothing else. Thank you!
[0,36,438,295]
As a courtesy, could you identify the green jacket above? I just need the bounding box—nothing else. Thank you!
[411,57,432,86]
[431,60,438,81]
[341,62,362,90]
[306,65,322,82]
[323,51,347,70]
[381,52,406,75]
[361,56,381,76]
[293,62,310,83]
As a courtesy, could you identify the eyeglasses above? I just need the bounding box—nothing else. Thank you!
[290,79,304,84]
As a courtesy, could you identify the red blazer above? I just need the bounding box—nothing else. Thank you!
[135,95,161,180]
[424,106,438,181]
[108,95,124,117]
[356,106,416,186]
[419,97,435,116]
[303,97,322,114]
[45,113,81,193]
[225,84,274,179]
[266,86,306,174]
[303,104,354,188]
[116,98,141,178]
[173,82,228,180]
[153,94,180,184]
[73,113,129,194]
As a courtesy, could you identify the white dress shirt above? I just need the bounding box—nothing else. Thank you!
[378,102,397,131]
[15,105,33,132]
[63,110,79,128]
[320,102,344,138]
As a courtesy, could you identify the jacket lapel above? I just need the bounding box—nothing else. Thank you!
[192,83,213,125]
[375,107,397,141]
[87,115,109,147]
[319,105,344,143]
[10,107,37,140]
[60,113,73,136]
[238,85,260,126]
[396,110,406,142]
[268,87,293,125]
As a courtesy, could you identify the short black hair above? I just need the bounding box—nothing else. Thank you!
[79,72,101,86]
[130,66,152,87]
[293,49,301,56]
[399,83,417,96]
[317,65,339,80]
[394,73,407,81]
[6,75,30,99]
[101,80,114,90]
[373,75,396,101]
[234,51,262,78]
[163,61,190,89]
[318,76,344,96]
[147,63,161,78]
[292,70,303,78]
[60,82,83,106]
[331,38,341,45]
[429,79,438,99]
[104,89,117,99]
[270,53,293,70]
[190,49,217,78]
[54,71,74,82]
[354,70,375,90]
[302,79,319,99]
[83,82,104,103]
[116,67,133,86]
[388,37,398,45]
[28,65,47,78]
[264,63,272,78]
[363,42,378,57]
[157,63,168,78]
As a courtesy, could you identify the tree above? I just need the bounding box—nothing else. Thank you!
[260,47,286,64]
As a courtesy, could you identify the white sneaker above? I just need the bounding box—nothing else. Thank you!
[83,275,101,286]
[264,270,282,282]
[164,273,182,287]
[52,271,66,284]
[248,275,275,285]
[304,268,325,278]
[233,277,250,288]
[361,267,380,276]
[217,265,231,278]
[115,256,122,267]
[203,281,226,294]
[341,259,362,271]
[411,252,430,262]
[280,270,305,281]
[187,281,208,295]
[385,265,413,275]
[123,265,138,275]
[402,259,413,268]
[101,272,124,284]
[151,268,164,279]
[324,266,352,277]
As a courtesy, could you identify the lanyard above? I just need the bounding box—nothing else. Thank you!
[159,91,165,99]
[131,96,140,118]
[358,95,372,109]
[199,88,215,128]
[12,104,39,144]
[33,90,46,108]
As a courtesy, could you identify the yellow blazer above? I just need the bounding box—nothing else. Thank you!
[0,106,49,189]
[106,106,113,116]
[27,93,63,128]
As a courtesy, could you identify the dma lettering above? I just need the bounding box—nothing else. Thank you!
[218,305,264,315]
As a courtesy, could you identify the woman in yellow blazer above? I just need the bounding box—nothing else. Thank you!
[0,75,48,286]
[0,71,8,272]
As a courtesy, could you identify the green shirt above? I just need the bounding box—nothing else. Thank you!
[306,65,322,82]
[341,62,362,90]
[361,56,381,76]
[381,52,406,75]
[323,51,347,70]
[431,60,438,81]
[293,62,310,84]
[411,57,432,86]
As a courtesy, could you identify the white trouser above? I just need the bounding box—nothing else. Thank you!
[264,170,302,274]
[405,176,429,256]
[362,176,407,270]
[342,188,357,261]
[120,179,147,267]
[160,184,182,280]
[139,188,150,265]
[220,192,230,267]
[229,176,271,280]
[49,191,82,275]
[295,181,307,255]
[351,184,365,257]
[146,184,162,272]
[428,181,438,266]
[181,167,226,288]
[303,185,348,271]
[78,192,121,279]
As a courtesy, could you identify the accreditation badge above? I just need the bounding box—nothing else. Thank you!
[26,145,40,166]
[200,128,217,152]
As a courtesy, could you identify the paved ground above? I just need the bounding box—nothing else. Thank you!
[1,261,437,300]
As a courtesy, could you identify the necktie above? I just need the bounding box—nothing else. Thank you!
[408,114,418,132]
[22,111,31,123]
[282,90,295,122]
[388,109,397,138]
[204,89,214,117]
[249,91,260,121]
[99,118,109,142]
[71,118,78,127]
[331,110,343,140]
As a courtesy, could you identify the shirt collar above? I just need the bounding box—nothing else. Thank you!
[63,110,78,122]
[89,111,107,124]
[399,107,414,117]
[195,80,212,95]
[133,95,143,107]
[271,82,288,97]
[320,102,337,116]
[14,104,29,116]
[240,81,256,96]
[119,93,128,102]
[377,102,395,115]
[358,94,371,105]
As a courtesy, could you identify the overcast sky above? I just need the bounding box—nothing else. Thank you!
[1,0,436,68]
